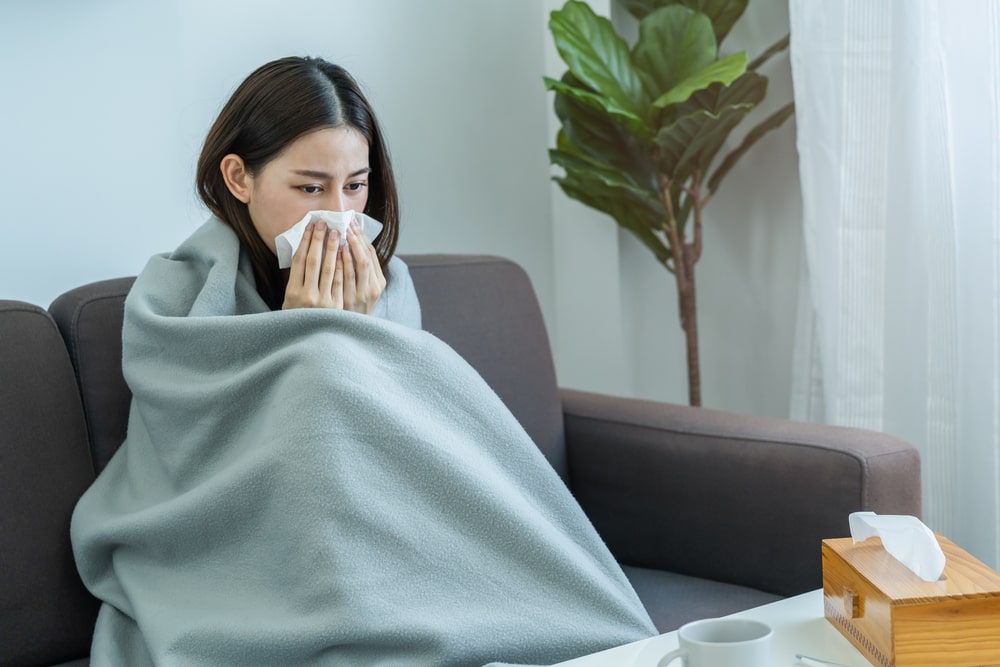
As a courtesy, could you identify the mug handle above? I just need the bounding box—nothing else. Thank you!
[657,648,686,666]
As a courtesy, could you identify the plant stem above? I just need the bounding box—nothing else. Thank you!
[659,175,702,406]
[691,169,704,263]
[748,33,790,71]
[679,253,701,406]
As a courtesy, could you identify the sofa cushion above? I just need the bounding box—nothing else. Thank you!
[0,302,98,667]
[621,564,782,633]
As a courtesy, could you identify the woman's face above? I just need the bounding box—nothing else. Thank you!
[234,126,371,254]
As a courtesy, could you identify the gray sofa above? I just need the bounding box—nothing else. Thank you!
[1,253,922,667]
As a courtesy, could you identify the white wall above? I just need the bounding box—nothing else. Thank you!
[2,0,801,419]
[1,1,191,301]
[0,0,556,325]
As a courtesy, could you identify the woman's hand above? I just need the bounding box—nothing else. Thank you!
[337,218,387,314]
[282,220,386,313]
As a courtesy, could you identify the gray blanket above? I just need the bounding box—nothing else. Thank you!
[71,218,656,666]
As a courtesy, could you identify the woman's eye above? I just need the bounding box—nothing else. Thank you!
[298,185,323,194]
[345,182,368,192]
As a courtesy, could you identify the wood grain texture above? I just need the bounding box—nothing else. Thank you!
[822,535,1000,666]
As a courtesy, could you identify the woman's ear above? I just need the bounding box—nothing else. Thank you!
[220,154,252,203]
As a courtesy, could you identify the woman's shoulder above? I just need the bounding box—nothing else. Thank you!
[379,255,421,329]
[387,254,410,272]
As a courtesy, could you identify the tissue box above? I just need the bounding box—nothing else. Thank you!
[822,535,1000,667]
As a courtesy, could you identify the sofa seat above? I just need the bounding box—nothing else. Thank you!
[622,564,782,631]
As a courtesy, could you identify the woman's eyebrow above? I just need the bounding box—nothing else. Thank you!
[292,169,333,179]
[291,167,371,179]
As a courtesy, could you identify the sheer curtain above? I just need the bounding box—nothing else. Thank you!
[789,0,1000,570]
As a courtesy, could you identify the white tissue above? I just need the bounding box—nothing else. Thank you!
[274,210,383,269]
[849,511,946,581]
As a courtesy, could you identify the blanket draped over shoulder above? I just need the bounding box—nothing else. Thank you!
[71,218,656,666]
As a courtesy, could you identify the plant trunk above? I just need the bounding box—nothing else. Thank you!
[659,172,703,407]
[677,251,701,407]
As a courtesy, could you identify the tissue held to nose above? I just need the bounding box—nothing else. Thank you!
[274,210,384,269]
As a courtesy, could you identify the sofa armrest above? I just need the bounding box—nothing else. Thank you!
[560,388,921,596]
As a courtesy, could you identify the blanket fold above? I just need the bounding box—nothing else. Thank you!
[71,218,655,666]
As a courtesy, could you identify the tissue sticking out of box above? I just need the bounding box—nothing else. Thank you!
[849,511,946,581]
[274,210,384,269]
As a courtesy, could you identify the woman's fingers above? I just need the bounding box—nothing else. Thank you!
[341,221,386,314]
[331,237,345,309]
[367,235,386,290]
[340,229,357,309]
[283,221,320,309]
[286,221,313,288]
[283,221,339,309]
[303,221,327,290]
[318,230,339,298]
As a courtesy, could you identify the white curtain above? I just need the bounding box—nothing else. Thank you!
[789,0,1000,570]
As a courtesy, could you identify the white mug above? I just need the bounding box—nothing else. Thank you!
[657,617,773,667]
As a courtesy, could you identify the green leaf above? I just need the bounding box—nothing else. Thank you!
[551,139,669,258]
[620,0,662,20]
[550,146,666,218]
[549,0,648,115]
[551,149,633,193]
[551,76,659,191]
[650,52,747,111]
[655,103,753,179]
[654,72,772,183]
[632,5,717,103]
[554,171,672,265]
[545,76,653,141]
[625,0,748,45]
[679,0,748,44]
[674,70,766,119]
[707,101,795,193]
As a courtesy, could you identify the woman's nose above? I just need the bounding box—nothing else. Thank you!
[324,193,349,212]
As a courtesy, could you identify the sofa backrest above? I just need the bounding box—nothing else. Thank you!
[49,278,134,475]
[47,254,568,479]
[404,255,567,477]
[0,302,100,667]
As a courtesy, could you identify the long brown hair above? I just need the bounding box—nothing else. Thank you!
[196,56,399,310]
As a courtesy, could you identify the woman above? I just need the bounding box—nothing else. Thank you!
[196,57,407,317]
[71,56,655,666]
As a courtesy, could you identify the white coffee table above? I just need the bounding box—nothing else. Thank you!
[554,589,873,666]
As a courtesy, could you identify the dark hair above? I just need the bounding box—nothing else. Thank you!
[196,56,399,310]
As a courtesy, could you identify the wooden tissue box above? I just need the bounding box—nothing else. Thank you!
[822,535,1000,667]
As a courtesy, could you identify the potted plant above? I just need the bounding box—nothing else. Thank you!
[546,0,793,406]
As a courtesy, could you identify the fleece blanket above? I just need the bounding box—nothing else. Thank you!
[71,217,656,666]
